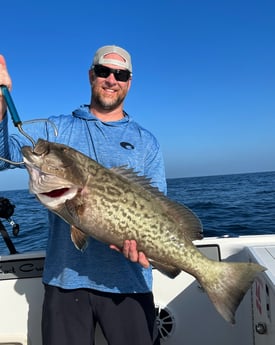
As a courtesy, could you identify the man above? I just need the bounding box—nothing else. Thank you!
[0,45,166,345]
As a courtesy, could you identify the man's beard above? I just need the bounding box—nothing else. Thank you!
[92,92,125,111]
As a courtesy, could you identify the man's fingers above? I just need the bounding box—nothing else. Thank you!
[138,252,150,268]
[109,240,150,268]
[0,55,12,93]
[109,244,121,252]
[127,240,139,262]
[0,55,7,68]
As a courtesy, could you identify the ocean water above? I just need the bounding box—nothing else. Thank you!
[0,171,274,255]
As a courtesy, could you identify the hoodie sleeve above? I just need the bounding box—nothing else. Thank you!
[0,114,46,170]
[144,135,167,195]
[0,115,12,169]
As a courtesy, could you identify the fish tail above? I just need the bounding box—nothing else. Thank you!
[198,260,266,323]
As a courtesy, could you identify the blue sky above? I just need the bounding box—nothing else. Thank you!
[0,0,274,191]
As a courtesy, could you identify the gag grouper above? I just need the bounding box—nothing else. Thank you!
[21,139,265,324]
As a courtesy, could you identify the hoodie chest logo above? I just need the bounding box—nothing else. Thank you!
[120,142,135,150]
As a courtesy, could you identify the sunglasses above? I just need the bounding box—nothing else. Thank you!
[93,65,131,82]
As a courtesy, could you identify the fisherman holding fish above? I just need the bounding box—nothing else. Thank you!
[0,46,166,345]
[0,45,266,343]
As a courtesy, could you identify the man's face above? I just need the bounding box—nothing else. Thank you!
[89,53,131,111]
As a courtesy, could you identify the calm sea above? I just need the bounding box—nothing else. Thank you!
[0,171,274,255]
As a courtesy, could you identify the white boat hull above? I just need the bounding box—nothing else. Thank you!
[1,234,275,345]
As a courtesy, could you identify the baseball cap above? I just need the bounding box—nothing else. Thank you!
[92,45,132,73]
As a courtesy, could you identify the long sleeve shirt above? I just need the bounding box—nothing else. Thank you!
[0,105,167,293]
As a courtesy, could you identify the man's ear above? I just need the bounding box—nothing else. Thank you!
[89,69,95,84]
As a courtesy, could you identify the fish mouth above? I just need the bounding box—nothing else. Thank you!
[37,185,80,209]
[24,162,81,208]
[41,188,71,198]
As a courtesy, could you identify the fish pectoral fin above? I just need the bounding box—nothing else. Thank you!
[65,198,83,223]
[71,225,89,252]
[150,260,181,279]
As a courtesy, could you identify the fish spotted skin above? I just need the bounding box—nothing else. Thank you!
[21,139,266,323]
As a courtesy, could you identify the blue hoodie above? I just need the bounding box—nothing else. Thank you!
[0,105,167,293]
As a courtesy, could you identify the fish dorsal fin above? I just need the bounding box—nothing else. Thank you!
[111,166,203,241]
[110,166,170,200]
[158,198,203,241]
[110,166,154,187]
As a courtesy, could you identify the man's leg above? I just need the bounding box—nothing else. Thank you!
[90,290,160,345]
[42,285,95,345]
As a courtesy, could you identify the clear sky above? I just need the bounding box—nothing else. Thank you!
[0,0,274,191]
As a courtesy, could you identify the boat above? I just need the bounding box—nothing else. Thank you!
[1,232,275,345]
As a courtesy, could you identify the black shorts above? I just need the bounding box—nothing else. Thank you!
[42,285,160,345]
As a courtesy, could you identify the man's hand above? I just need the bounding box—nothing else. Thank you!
[110,240,150,268]
[0,55,12,119]
[0,55,12,91]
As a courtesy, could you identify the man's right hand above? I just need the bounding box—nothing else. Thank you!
[0,55,12,119]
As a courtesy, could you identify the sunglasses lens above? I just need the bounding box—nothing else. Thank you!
[94,65,110,78]
[115,70,131,82]
[93,65,130,82]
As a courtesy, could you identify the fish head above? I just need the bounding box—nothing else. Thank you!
[21,139,86,210]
